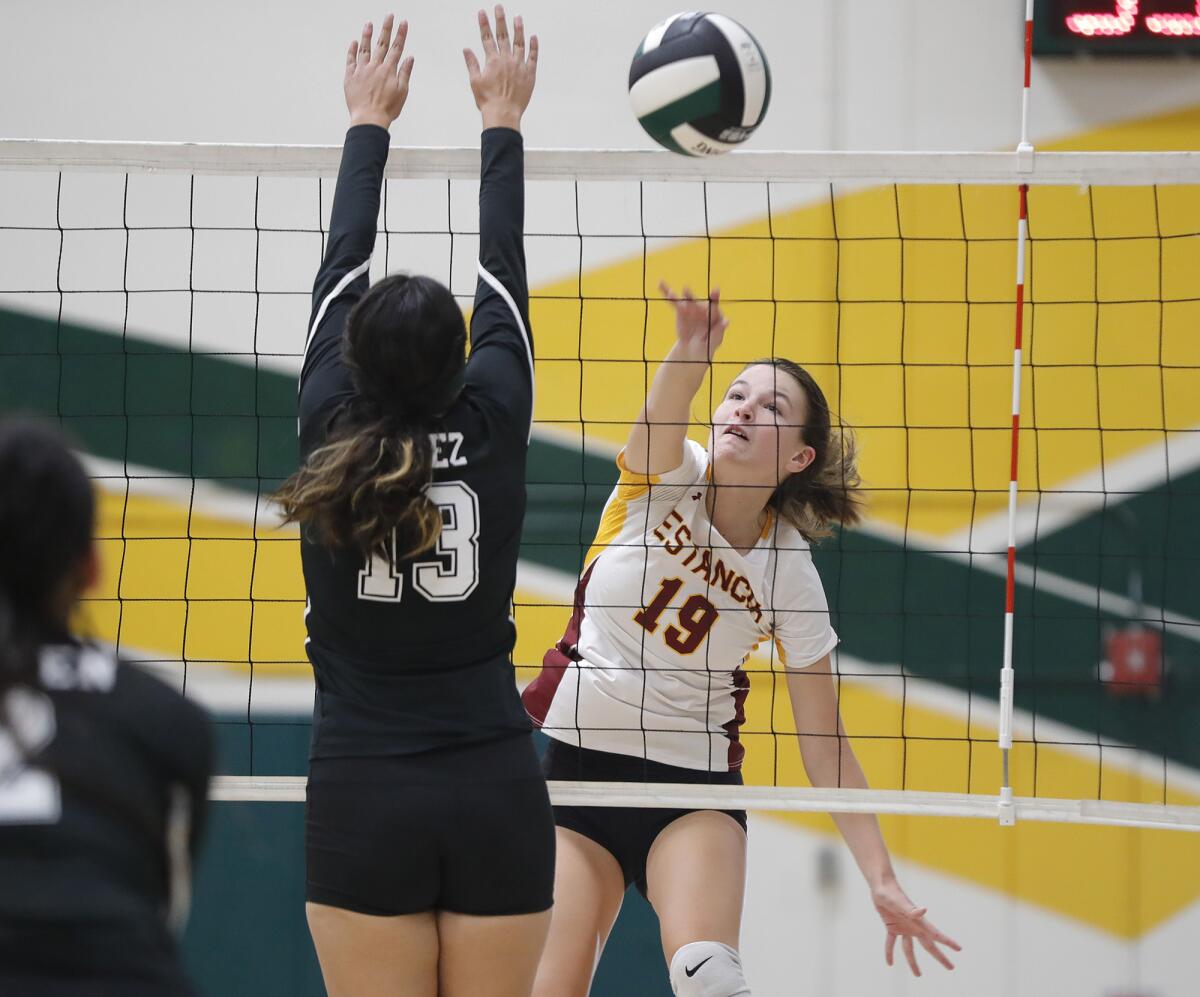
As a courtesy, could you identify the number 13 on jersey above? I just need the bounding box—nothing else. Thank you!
[357,481,481,604]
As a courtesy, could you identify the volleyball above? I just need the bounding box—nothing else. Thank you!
[628,11,771,157]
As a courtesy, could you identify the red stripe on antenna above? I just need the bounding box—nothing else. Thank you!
[1024,20,1033,88]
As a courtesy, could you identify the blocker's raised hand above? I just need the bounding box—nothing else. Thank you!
[464,6,538,131]
[345,14,415,130]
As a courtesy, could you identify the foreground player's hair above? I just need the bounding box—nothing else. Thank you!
[276,273,467,562]
[748,357,864,541]
[0,419,96,705]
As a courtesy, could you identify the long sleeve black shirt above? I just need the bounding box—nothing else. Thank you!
[298,125,536,759]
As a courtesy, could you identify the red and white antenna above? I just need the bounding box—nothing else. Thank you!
[998,0,1036,828]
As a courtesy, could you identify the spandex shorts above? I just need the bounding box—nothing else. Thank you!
[306,733,555,917]
[542,738,747,899]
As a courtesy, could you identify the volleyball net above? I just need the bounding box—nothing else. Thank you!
[1,139,1198,830]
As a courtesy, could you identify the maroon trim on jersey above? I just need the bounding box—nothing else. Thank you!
[522,562,596,727]
[722,665,751,770]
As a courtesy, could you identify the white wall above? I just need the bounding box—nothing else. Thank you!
[743,815,1200,997]
[3,0,1200,151]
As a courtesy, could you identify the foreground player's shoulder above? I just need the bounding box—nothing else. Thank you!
[118,661,214,785]
[38,645,211,762]
[115,658,208,720]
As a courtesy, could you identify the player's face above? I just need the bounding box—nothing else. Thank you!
[711,364,815,482]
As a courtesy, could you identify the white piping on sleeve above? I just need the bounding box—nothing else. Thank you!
[303,256,372,358]
[164,785,193,935]
[476,262,536,442]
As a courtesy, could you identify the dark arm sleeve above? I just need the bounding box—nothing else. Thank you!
[143,683,214,858]
[298,124,391,454]
[468,127,535,442]
[120,666,214,858]
[178,701,213,858]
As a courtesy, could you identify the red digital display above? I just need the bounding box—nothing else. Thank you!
[1034,0,1200,52]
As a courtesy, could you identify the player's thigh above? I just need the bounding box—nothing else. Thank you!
[645,809,748,959]
[436,908,552,997]
[532,827,627,997]
[305,902,438,997]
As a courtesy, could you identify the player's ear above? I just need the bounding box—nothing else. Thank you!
[79,543,101,594]
[785,445,815,476]
[58,545,100,629]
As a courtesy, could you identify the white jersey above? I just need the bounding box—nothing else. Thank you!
[523,440,838,771]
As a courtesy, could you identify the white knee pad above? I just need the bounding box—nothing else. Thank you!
[669,941,751,997]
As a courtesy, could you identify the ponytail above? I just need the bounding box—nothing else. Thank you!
[0,591,29,702]
[274,405,443,563]
[769,420,863,543]
[278,272,467,564]
[0,418,96,723]
[0,590,41,747]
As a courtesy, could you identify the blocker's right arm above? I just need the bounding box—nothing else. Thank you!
[299,16,415,451]
[463,6,539,442]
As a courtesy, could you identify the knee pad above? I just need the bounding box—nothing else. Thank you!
[669,941,751,997]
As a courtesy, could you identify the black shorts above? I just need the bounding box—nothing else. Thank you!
[543,739,747,899]
[306,733,555,917]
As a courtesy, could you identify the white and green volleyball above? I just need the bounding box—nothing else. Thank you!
[628,11,771,157]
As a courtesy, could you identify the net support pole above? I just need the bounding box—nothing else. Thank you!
[998,0,1036,828]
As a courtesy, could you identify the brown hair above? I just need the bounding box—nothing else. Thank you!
[275,274,466,563]
[744,358,864,543]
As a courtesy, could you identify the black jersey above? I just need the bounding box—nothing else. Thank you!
[298,125,536,760]
[0,644,212,992]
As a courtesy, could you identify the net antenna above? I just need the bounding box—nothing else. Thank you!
[997,0,1039,829]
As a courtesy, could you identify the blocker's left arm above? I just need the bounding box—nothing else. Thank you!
[787,656,962,976]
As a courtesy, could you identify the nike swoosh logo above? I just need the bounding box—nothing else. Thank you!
[684,956,714,978]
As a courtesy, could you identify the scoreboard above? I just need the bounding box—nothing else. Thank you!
[1033,0,1200,55]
